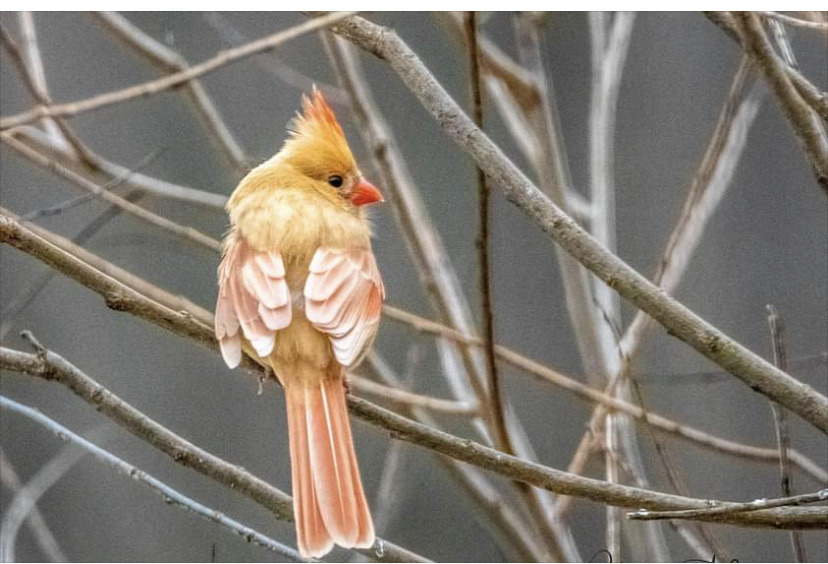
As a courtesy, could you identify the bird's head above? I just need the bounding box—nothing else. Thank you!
[278,88,383,210]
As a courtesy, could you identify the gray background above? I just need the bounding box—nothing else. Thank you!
[1,12,826,562]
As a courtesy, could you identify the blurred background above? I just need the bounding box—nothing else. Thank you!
[1,11,826,562]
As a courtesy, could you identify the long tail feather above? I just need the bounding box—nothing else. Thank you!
[286,378,374,558]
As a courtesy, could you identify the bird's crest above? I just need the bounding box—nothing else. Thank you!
[281,87,355,177]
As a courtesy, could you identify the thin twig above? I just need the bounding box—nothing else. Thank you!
[0,11,359,130]
[91,12,249,171]
[465,19,573,560]
[465,10,511,460]
[767,305,807,562]
[204,12,350,107]
[760,11,828,30]
[627,489,828,521]
[10,126,228,209]
[0,450,67,562]
[18,149,161,222]
[735,12,828,193]
[349,375,479,416]
[0,443,86,562]
[1,133,221,252]
[0,17,94,165]
[0,396,310,562]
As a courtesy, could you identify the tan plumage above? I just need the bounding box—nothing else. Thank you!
[215,89,383,557]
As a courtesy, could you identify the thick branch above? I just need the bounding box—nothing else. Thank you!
[308,12,828,433]
[0,344,426,564]
[2,214,825,529]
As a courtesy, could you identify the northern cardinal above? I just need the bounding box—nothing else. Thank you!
[215,89,384,557]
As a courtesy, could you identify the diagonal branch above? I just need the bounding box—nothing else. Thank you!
[91,12,249,172]
[305,12,828,433]
[734,11,828,194]
[0,11,358,131]
[2,213,825,529]
[0,450,67,562]
[0,396,309,562]
[627,489,828,522]
[6,210,825,486]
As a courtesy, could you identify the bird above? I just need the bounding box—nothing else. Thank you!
[214,88,384,558]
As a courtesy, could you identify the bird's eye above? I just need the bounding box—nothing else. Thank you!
[328,175,343,188]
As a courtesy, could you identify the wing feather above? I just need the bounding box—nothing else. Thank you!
[215,235,292,366]
[304,248,383,368]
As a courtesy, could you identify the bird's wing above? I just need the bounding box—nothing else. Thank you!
[304,248,384,368]
[215,235,292,368]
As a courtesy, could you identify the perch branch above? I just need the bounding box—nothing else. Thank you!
[0,343,427,564]
[2,216,826,529]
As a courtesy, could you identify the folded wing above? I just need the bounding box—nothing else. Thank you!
[215,235,292,367]
[304,248,384,368]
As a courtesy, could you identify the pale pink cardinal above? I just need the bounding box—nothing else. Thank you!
[214,89,384,557]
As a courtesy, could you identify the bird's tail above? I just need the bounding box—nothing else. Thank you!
[285,376,375,558]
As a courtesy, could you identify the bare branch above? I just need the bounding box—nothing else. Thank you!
[0,444,85,562]
[0,12,359,131]
[306,12,828,433]
[350,375,479,416]
[10,126,228,209]
[766,305,808,562]
[1,133,221,252]
[91,12,249,172]
[627,489,828,521]
[760,11,828,30]
[0,450,67,562]
[734,12,828,193]
[2,215,825,529]
[0,396,310,562]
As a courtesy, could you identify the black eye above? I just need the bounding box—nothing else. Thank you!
[328,175,343,188]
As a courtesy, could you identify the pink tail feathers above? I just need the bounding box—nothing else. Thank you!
[286,378,375,558]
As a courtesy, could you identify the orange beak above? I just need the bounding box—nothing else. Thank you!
[351,178,384,207]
